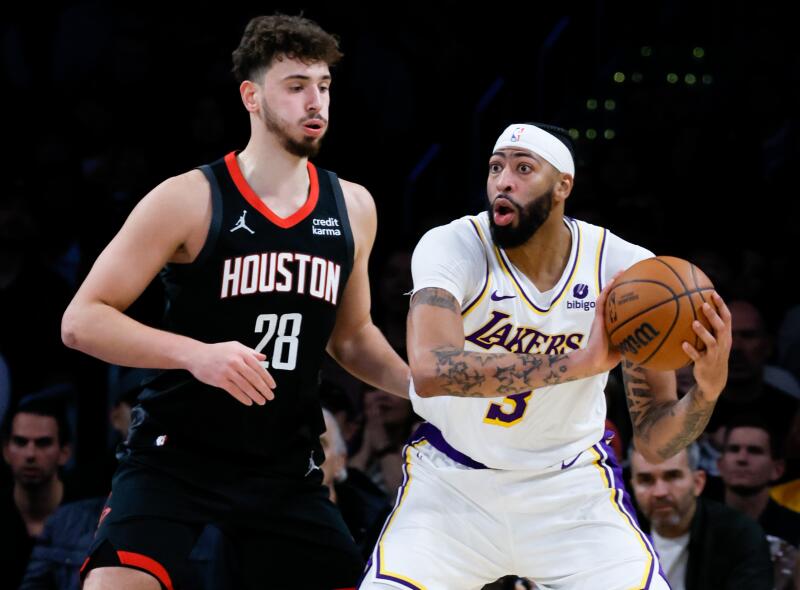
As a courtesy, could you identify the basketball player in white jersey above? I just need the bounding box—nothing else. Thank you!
[359,123,732,590]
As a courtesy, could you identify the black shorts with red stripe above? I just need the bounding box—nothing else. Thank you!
[81,454,362,590]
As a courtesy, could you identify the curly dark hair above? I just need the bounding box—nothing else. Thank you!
[232,14,343,83]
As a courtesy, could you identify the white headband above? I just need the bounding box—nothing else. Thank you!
[493,124,575,177]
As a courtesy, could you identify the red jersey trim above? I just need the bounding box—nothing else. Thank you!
[117,551,174,590]
[224,151,319,229]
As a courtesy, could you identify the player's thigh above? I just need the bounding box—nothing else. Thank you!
[81,462,209,587]
[512,444,666,589]
[361,444,508,590]
[83,566,161,590]
[229,484,363,589]
[82,516,203,590]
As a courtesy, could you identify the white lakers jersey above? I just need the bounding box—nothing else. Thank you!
[409,212,653,469]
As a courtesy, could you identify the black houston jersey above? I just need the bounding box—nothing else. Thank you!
[127,152,355,477]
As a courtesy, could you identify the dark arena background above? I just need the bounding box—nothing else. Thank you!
[1,1,798,587]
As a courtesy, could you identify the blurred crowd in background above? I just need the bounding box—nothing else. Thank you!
[2,2,799,588]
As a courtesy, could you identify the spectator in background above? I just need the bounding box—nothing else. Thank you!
[19,369,234,590]
[374,249,413,355]
[718,417,800,546]
[321,407,391,558]
[630,443,773,589]
[349,386,419,497]
[0,395,75,590]
[717,416,800,589]
[705,300,800,469]
[318,378,362,455]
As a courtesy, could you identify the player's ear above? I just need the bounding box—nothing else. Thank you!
[554,172,573,202]
[240,80,261,113]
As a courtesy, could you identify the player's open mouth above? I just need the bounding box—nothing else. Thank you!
[303,121,325,136]
[492,197,516,227]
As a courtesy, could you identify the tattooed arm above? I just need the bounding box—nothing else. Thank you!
[623,292,733,462]
[407,286,622,398]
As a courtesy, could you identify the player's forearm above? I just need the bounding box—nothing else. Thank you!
[61,300,202,370]
[623,360,716,462]
[411,346,600,398]
[328,323,410,398]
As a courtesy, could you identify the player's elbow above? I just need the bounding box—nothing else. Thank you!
[409,361,440,398]
[61,303,86,350]
[408,346,440,397]
[412,378,440,398]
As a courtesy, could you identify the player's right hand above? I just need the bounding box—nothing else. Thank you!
[186,342,276,405]
[583,273,624,374]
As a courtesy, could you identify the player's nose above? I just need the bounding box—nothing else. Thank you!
[493,167,516,194]
[306,86,323,111]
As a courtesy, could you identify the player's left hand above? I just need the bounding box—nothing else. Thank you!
[682,292,731,401]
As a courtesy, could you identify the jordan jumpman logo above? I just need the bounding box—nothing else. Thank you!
[230,210,255,234]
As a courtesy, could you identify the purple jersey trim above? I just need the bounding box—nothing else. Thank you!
[496,217,581,313]
[594,433,667,589]
[369,443,424,589]
[462,219,490,316]
[410,423,489,469]
[597,228,608,292]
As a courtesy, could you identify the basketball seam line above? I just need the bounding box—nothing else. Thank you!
[654,258,701,349]
[608,286,714,367]
[608,285,714,338]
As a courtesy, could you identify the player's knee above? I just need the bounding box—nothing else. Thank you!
[83,566,162,590]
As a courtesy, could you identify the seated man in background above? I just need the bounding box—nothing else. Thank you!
[718,416,800,589]
[19,369,234,590]
[1,393,75,590]
[630,443,773,589]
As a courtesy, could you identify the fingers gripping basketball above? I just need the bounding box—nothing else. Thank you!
[604,256,716,371]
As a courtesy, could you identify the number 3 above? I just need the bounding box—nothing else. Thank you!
[483,391,532,427]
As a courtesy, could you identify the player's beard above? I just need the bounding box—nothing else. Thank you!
[261,97,325,158]
[487,185,554,249]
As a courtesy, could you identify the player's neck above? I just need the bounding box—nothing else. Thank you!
[237,136,309,201]
[505,215,572,292]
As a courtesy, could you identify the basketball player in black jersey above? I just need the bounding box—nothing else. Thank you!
[62,15,410,590]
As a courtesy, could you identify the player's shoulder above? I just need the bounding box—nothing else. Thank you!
[422,212,487,242]
[336,177,376,224]
[414,213,487,257]
[570,217,653,258]
[146,169,210,206]
[130,169,212,235]
[337,177,373,206]
[568,216,612,244]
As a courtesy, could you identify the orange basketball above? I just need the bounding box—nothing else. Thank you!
[604,256,715,371]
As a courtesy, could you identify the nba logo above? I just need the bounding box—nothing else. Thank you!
[510,127,525,142]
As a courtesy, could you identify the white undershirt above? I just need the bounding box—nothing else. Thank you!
[652,530,690,590]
